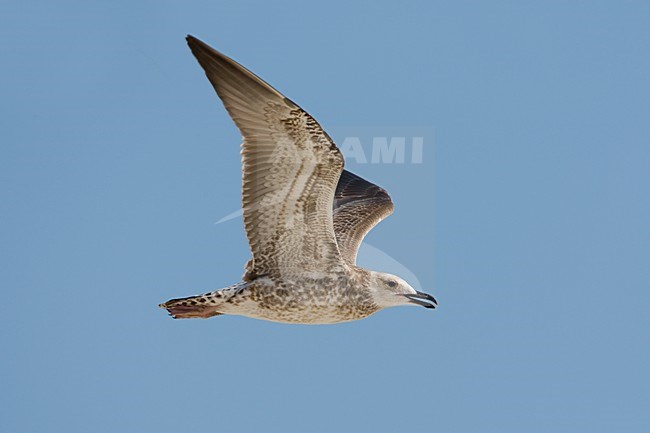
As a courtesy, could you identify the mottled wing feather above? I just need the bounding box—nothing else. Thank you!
[333,170,394,264]
[187,36,345,279]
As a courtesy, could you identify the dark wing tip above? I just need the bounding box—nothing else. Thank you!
[184,34,289,108]
[186,35,216,57]
[185,34,219,62]
[186,34,203,47]
[335,170,393,207]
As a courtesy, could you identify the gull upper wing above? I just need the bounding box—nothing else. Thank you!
[333,170,394,264]
[187,36,345,279]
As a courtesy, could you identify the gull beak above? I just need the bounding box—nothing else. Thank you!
[403,291,438,309]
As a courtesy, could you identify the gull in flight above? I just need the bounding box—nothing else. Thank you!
[160,36,437,324]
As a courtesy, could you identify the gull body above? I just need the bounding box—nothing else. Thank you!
[160,36,437,324]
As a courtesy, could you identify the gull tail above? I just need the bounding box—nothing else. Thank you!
[159,282,247,319]
[159,294,222,319]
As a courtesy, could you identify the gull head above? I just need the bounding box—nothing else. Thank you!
[367,271,437,310]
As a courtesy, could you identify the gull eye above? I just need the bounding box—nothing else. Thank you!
[387,280,397,288]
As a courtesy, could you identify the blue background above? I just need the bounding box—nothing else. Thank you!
[2,1,649,432]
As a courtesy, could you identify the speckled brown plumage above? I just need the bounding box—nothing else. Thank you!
[159,36,436,324]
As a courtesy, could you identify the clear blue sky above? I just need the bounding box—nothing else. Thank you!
[2,1,649,432]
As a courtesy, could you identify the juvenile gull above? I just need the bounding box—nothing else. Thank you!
[159,36,437,324]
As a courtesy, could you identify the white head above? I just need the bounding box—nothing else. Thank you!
[368,270,437,310]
